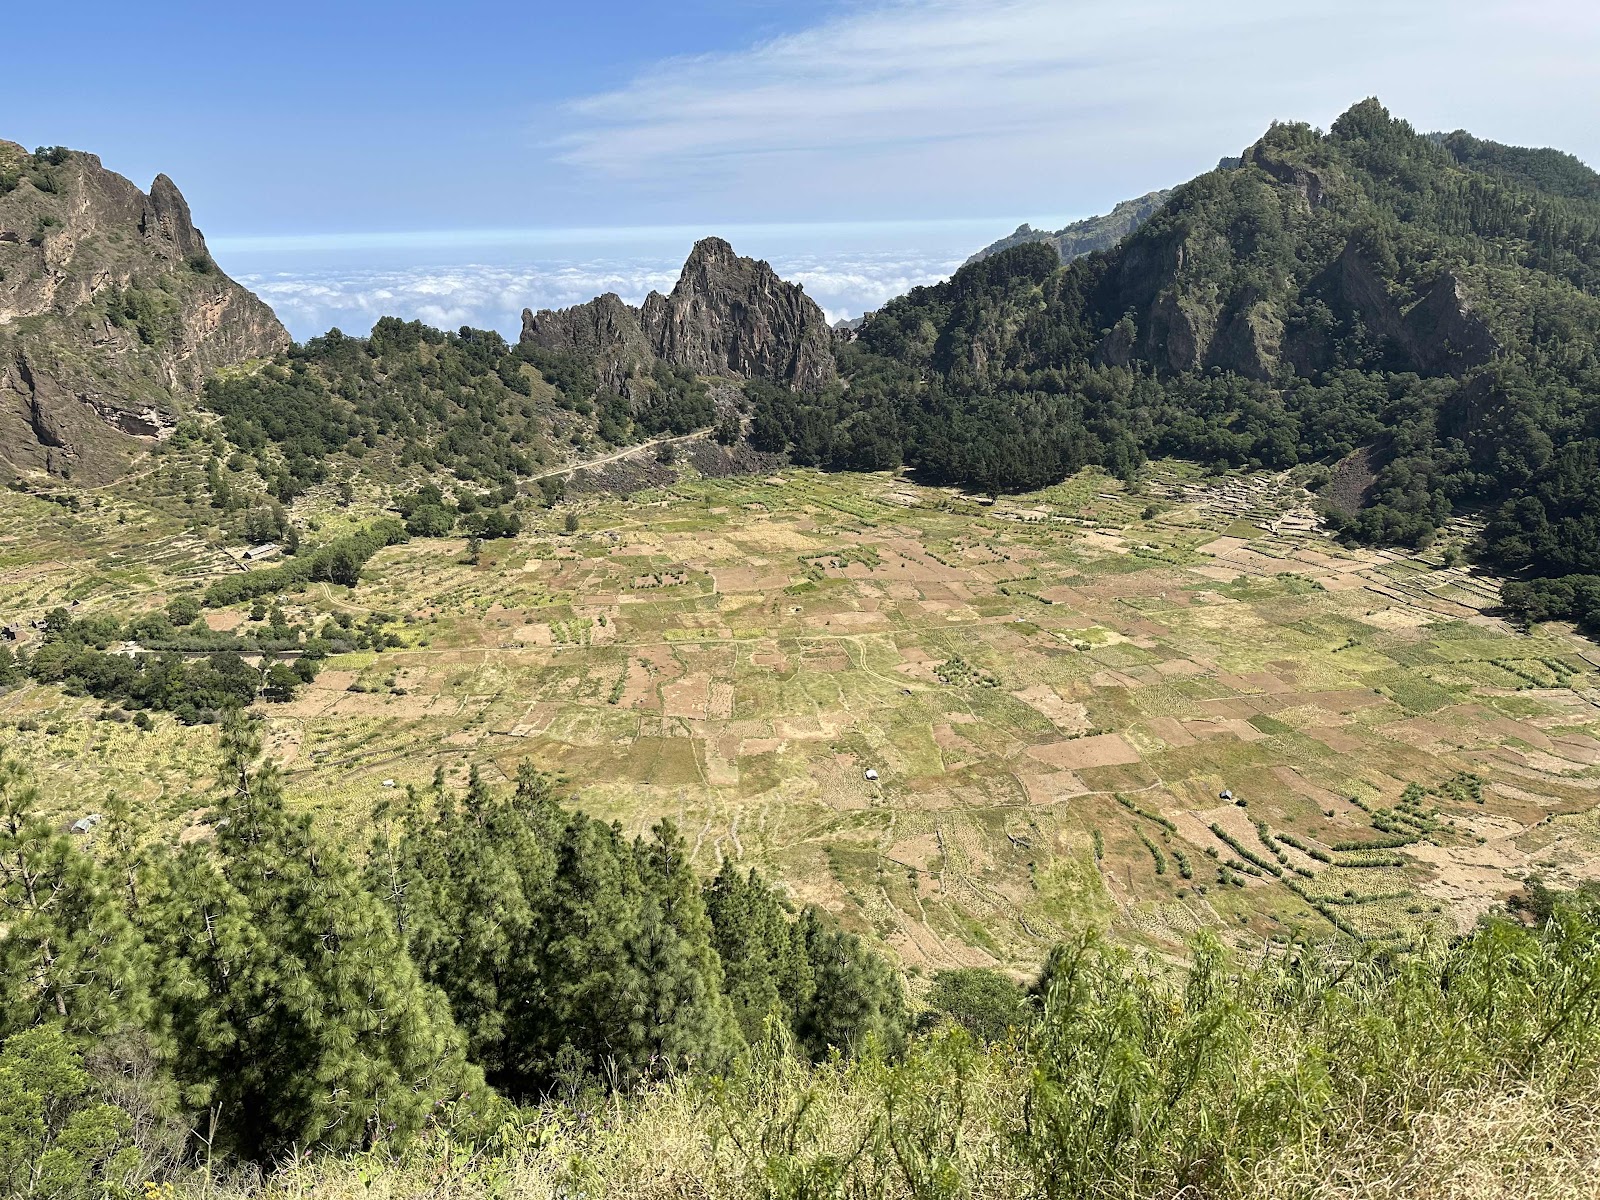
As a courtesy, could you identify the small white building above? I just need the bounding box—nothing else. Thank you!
[243,543,281,562]
[865,769,879,782]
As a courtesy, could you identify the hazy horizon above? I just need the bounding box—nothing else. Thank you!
[211,215,1084,341]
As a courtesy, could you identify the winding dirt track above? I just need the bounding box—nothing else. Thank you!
[522,429,712,485]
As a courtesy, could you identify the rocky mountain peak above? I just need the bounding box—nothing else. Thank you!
[680,235,738,270]
[967,191,1174,266]
[145,172,206,260]
[520,238,836,394]
[0,142,289,480]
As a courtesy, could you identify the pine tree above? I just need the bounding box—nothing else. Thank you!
[797,907,908,1060]
[628,821,742,1075]
[0,750,148,1039]
[376,762,560,1094]
[704,861,814,1047]
[531,811,647,1088]
[145,715,476,1159]
[0,1024,141,1199]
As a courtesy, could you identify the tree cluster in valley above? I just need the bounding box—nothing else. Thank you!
[0,723,906,1170]
[203,318,718,504]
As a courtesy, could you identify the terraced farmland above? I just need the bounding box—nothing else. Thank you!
[6,456,1600,969]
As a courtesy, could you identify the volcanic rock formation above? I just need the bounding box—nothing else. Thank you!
[0,141,288,480]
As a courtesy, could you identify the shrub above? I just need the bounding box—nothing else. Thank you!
[923,968,1029,1044]
[0,1026,140,1199]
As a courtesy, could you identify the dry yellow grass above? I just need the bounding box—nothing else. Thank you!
[203,1071,1600,1200]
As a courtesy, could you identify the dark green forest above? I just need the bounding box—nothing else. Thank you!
[749,101,1600,630]
[5,599,414,724]
[0,720,905,1169]
[204,317,716,503]
[204,321,546,499]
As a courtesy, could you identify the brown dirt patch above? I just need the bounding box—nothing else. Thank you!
[1019,772,1090,803]
[1027,733,1142,770]
[1010,684,1090,733]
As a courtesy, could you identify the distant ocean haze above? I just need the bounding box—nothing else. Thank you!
[208,218,1067,342]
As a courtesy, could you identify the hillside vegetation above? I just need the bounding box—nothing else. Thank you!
[8,709,1600,1200]
[753,101,1600,631]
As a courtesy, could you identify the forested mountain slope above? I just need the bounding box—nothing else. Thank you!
[0,142,287,482]
[749,100,1600,628]
[965,188,1173,265]
[201,238,835,505]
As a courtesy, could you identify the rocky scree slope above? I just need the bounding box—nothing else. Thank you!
[521,237,836,397]
[0,142,287,481]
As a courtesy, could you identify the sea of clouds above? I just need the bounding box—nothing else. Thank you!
[211,222,1021,343]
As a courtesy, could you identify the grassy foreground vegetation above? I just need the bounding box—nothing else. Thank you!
[9,766,1600,1200]
[5,692,1600,1196]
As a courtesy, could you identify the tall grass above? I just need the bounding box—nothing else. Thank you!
[188,914,1600,1200]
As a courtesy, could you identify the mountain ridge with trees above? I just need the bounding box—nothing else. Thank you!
[964,188,1175,266]
[746,99,1600,630]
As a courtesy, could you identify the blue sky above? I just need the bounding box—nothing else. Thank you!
[16,0,1600,337]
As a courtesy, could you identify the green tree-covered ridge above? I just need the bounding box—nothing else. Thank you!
[202,317,715,502]
[749,100,1600,628]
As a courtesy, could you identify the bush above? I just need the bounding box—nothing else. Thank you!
[165,595,202,627]
[203,519,407,606]
[0,1026,140,1199]
[923,968,1029,1043]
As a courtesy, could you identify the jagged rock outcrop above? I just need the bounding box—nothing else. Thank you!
[1281,243,1495,377]
[640,237,836,389]
[520,237,835,394]
[0,141,288,480]
[1401,270,1495,374]
[1083,129,1499,383]
[521,292,655,391]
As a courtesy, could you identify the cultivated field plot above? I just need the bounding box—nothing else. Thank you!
[6,462,1600,970]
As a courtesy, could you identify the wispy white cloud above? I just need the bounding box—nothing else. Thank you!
[551,0,1600,217]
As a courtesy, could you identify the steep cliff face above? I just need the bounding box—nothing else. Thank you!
[520,237,835,394]
[521,292,655,391]
[0,141,288,480]
[1079,124,1503,383]
[640,237,836,390]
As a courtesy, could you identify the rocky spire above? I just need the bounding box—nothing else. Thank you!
[519,237,836,392]
[0,142,289,480]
